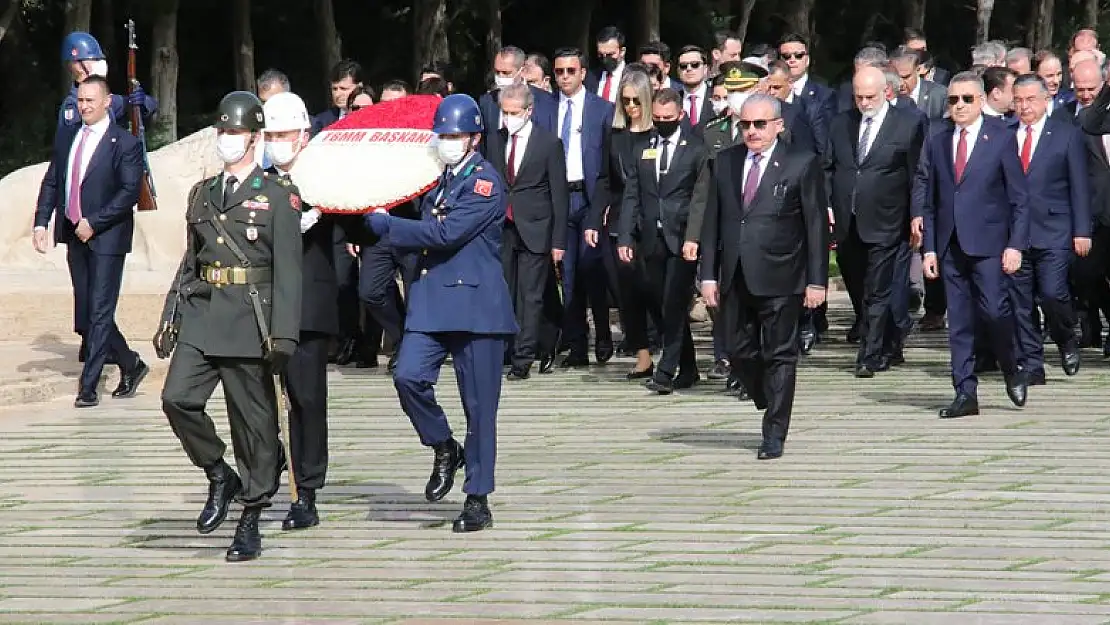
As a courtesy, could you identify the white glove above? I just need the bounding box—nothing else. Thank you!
[299,208,321,234]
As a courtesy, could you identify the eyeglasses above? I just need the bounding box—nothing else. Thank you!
[781,52,808,60]
[350,104,367,111]
[553,67,579,76]
[947,94,976,105]
[678,61,703,70]
[738,118,780,130]
[621,96,641,105]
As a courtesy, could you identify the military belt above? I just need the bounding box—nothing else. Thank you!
[200,265,272,286]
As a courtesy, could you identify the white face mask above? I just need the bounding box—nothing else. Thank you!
[265,136,303,167]
[710,99,728,115]
[494,74,516,89]
[435,136,471,166]
[87,60,108,78]
[727,92,750,116]
[504,113,529,135]
[216,133,250,164]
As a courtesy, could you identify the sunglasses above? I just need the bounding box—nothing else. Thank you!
[350,104,367,111]
[553,67,579,76]
[738,118,780,130]
[781,52,807,60]
[947,94,976,105]
[621,96,641,105]
[678,61,703,70]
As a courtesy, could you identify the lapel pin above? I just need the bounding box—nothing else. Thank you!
[680,140,687,146]
[110,138,117,143]
[982,135,989,141]
[773,161,780,167]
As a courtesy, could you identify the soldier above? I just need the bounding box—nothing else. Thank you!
[155,91,302,562]
[364,94,518,532]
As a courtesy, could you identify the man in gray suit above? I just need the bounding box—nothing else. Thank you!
[892,46,947,120]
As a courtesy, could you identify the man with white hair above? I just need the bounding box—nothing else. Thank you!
[837,47,889,113]
[971,41,1007,67]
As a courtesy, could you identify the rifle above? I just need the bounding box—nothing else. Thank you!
[126,18,158,212]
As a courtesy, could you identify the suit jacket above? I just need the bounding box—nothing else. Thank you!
[1079,84,1110,136]
[1053,89,1077,113]
[556,90,614,214]
[381,153,518,335]
[485,123,570,253]
[618,128,710,254]
[35,122,143,255]
[478,85,556,154]
[795,77,835,156]
[1077,105,1110,228]
[311,108,342,136]
[587,127,651,232]
[928,66,952,87]
[912,117,1030,258]
[893,96,928,125]
[678,84,716,132]
[826,104,925,246]
[700,141,829,296]
[1051,100,1080,126]
[781,99,818,154]
[915,80,948,120]
[1021,117,1091,249]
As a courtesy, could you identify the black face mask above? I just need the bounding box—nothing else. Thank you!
[600,56,620,73]
[654,119,679,137]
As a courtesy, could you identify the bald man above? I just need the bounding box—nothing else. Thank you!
[826,66,926,376]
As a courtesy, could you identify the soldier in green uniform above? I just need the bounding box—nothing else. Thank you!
[154,91,303,562]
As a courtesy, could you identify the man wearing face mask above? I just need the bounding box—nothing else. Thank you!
[157,91,303,562]
[364,94,518,533]
[584,26,627,105]
[478,45,556,156]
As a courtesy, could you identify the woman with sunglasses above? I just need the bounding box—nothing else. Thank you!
[586,68,663,379]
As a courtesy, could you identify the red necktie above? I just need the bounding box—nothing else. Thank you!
[67,126,92,224]
[1020,125,1033,173]
[601,74,612,101]
[954,128,968,183]
[506,133,518,221]
[688,94,699,125]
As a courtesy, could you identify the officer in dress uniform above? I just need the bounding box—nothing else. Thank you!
[262,92,337,531]
[365,94,518,533]
[155,91,302,562]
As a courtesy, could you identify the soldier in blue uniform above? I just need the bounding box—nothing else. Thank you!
[365,94,518,533]
[58,32,157,142]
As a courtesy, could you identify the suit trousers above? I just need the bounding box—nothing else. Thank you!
[393,331,507,496]
[162,342,281,507]
[1072,226,1110,342]
[334,228,362,343]
[1011,247,1077,374]
[887,240,914,348]
[358,232,411,346]
[923,250,947,316]
[67,242,137,392]
[644,229,698,378]
[502,223,551,368]
[285,331,330,491]
[562,191,613,353]
[724,268,803,445]
[616,238,663,353]
[941,236,1018,396]
[838,222,901,365]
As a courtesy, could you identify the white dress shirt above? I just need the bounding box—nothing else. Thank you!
[506,119,532,176]
[596,62,625,103]
[682,83,708,121]
[1017,114,1047,162]
[793,74,811,98]
[952,114,984,164]
[858,102,889,159]
[982,103,1004,119]
[559,88,587,182]
[654,126,682,180]
[910,80,922,105]
[64,115,111,209]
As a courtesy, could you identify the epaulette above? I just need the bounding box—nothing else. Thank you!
[706,113,730,129]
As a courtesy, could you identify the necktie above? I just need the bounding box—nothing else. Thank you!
[1020,125,1033,173]
[601,74,612,101]
[506,133,518,221]
[688,94,699,125]
[743,153,762,206]
[66,126,92,224]
[223,175,237,209]
[858,116,874,161]
[658,137,671,179]
[561,99,573,158]
[954,128,968,183]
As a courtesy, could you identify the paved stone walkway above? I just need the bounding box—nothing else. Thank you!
[1,301,1110,624]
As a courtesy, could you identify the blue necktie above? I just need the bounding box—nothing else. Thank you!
[561,99,573,157]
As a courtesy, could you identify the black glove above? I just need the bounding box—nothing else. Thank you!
[265,338,297,372]
[153,322,178,359]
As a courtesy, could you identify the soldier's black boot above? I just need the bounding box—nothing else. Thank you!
[282,488,319,530]
[197,461,242,535]
[425,438,464,502]
[452,495,493,533]
[225,506,263,562]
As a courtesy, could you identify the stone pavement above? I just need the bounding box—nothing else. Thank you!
[2,300,1110,624]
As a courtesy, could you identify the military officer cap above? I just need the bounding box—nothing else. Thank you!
[720,61,768,91]
[216,91,266,132]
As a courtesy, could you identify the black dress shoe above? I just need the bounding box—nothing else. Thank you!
[506,365,531,380]
[425,438,464,502]
[757,442,784,460]
[1061,349,1080,376]
[846,323,862,344]
[197,461,242,535]
[595,341,614,364]
[282,489,319,530]
[707,360,730,380]
[387,351,399,373]
[111,359,149,399]
[356,355,379,369]
[626,363,654,380]
[854,364,875,378]
[885,350,906,367]
[225,506,263,562]
[559,351,589,368]
[334,338,357,366]
[799,328,817,354]
[538,353,557,374]
[74,392,99,408]
[939,393,979,418]
[645,375,674,395]
[452,495,493,533]
[1005,371,1028,407]
[673,372,700,389]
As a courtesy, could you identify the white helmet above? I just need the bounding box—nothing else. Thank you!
[263,92,311,133]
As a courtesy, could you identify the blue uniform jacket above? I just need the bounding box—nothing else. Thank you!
[373,153,519,336]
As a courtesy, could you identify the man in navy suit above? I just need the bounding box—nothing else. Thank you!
[778,33,835,157]
[583,26,628,105]
[1010,74,1090,382]
[34,75,148,408]
[366,94,518,533]
[551,47,616,367]
[912,71,1031,418]
[477,45,555,153]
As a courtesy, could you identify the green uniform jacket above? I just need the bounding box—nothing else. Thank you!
[161,166,303,358]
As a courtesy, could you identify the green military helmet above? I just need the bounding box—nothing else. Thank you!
[215,91,265,131]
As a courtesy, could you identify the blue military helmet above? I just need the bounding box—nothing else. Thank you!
[432,94,484,134]
[61,32,105,63]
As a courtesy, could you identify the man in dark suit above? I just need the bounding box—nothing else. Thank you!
[34,75,148,408]
[836,48,889,114]
[366,94,518,533]
[478,45,556,154]
[551,47,615,368]
[699,93,829,460]
[827,67,925,377]
[583,26,628,105]
[1010,75,1089,382]
[675,45,716,132]
[638,41,686,92]
[486,84,570,379]
[912,72,1031,418]
[892,47,948,120]
[764,61,818,154]
[778,33,836,156]
[618,87,709,394]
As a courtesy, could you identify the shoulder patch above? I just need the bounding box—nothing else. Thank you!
[474,179,493,197]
